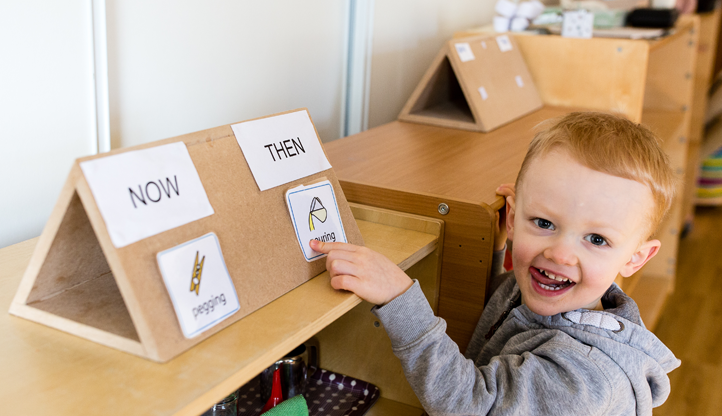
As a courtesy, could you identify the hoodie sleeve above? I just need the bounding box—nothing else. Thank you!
[373,282,617,416]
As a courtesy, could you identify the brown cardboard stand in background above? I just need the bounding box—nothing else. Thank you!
[399,34,543,132]
[8,108,363,362]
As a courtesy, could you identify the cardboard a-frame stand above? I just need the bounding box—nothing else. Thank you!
[8,109,363,362]
[399,34,543,132]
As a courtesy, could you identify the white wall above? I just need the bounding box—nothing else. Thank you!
[106,1,349,148]
[0,1,97,248]
[368,1,496,128]
[0,0,497,249]
[0,1,350,249]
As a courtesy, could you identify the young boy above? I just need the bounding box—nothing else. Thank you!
[310,112,681,415]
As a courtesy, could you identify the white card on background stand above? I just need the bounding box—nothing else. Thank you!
[285,180,347,262]
[157,233,240,338]
[80,142,214,248]
[496,35,513,52]
[455,43,475,62]
[231,110,332,191]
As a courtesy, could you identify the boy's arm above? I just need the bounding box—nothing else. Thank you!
[374,282,620,415]
[311,240,619,415]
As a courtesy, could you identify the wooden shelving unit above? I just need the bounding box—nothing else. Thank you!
[684,10,722,211]
[0,204,442,416]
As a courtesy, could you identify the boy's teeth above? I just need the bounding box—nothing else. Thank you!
[540,268,570,283]
[539,283,563,291]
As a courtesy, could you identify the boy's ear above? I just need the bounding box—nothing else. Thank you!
[506,195,516,242]
[619,239,661,277]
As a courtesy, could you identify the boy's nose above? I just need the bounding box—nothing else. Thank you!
[543,240,578,266]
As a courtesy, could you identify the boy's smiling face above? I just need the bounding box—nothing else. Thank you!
[507,148,661,316]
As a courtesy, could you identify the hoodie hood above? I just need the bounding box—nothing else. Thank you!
[515,283,681,415]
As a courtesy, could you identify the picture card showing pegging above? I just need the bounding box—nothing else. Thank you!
[157,233,240,339]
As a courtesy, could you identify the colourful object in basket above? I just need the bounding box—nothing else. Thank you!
[238,369,380,416]
[261,395,308,416]
[261,368,284,413]
[697,147,722,202]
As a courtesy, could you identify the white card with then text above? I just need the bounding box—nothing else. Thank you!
[285,180,347,262]
[80,142,214,248]
[157,233,240,339]
[231,110,332,191]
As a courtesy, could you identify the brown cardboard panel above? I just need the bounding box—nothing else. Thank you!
[409,53,475,124]
[18,190,138,341]
[27,191,111,304]
[30,271,139,341]
[399,34,543,132]
[111,133,362,361]
[449,35,543,131]
[11,108,363,362]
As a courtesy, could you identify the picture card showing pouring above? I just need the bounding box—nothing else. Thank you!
[79,142,214,248]
[157,232,240,339]
[231,110,332,191]
[286,180,347,262]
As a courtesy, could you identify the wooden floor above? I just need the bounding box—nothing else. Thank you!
[654,206,722,415]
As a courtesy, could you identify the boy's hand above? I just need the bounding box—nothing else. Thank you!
[495,183,515,251]
[309,240,414,306]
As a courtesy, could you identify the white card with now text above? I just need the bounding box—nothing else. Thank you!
[80,142,214,248]
[285,180,347,262]
[157,233,240,339]
[231,110,332,191]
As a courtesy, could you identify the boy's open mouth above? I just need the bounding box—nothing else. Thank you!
[529,267,575,296]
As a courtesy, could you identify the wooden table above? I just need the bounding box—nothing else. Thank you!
[0,205,441,416]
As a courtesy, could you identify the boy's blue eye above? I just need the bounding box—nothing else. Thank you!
[586,234,608,246]
[533,218,554,230]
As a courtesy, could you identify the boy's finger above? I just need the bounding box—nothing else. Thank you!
[326,248,361,265]
[309,240,359,253]
[496,188,514,198]
[329,273,361,293]
[496,183,515,195]
[327,258,360,278]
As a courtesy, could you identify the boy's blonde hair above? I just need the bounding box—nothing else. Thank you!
[516,112,676,238]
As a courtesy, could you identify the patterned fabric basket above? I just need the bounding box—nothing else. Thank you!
[237,368,380,416]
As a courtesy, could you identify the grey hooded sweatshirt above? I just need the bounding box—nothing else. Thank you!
[373,265,680,415]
